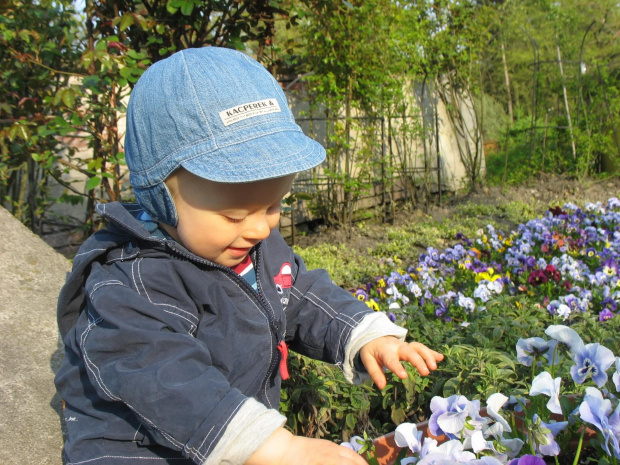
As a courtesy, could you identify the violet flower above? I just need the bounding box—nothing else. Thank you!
[613,357,620,392]
[429,395,483,438]
[516,337,558,366]
[530,414,567,456]
[354,289,368,301]
[416,439,477,464]
[529,371,562,415]
[508,455,546,465]
[556,303,571,320]
[578,388,620,457]
[570,342,615,387]
[485,393,512,433]
[600,308,614,322]
[545,325,585,354]
[340,435,364,452]
[394,422,422,454]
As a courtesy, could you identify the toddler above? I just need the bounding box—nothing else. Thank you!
[55,47,443,465]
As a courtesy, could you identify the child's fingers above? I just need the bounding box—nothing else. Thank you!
[398,347,431,376]
[399,343,443,374]
[360,351,388,389]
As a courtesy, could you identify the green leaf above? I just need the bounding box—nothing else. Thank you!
[119,14,133,32]
[166,2,178,14]
[180,1,194,16]
[345,413,356,430]
[134,14,147,30]
[342,0,354,9]
[82,75,100,88]
[85,176,101,191]
[61,88,75,108]
[119,66,133,79]
[443,377,461,397]
[390,406,406,425]
[8,124,30,142]
[81,50,94,70]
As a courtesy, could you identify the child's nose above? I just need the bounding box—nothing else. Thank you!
[243,214,271,241]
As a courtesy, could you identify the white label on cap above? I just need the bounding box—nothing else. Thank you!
[219,99,281,126]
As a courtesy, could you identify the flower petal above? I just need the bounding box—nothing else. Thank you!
[394,422,422,452]
[545,325,585,353]
[437,410,468,435]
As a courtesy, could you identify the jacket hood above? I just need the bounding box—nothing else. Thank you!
[57,202,170,339]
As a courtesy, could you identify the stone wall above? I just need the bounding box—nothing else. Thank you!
[0,206,71,464]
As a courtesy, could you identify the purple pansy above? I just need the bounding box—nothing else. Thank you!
[508,456,546,465]
[578,388,620,457]
[531,414,567,456]
[600,308,614,322]
[570,342,616,387]
[428,395,483,438]
[516,337,558,367]
[339,435,364,452]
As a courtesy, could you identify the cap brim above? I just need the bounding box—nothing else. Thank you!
[180,128,326,183]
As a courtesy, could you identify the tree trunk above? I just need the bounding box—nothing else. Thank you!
[556,43,577,160]
[501,42,514,124]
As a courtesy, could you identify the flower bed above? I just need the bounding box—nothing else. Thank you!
[343,324,617,464]
[336,199,620,463]
[352,198,620,326]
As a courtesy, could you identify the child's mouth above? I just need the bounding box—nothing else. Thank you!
[227,247,251,258]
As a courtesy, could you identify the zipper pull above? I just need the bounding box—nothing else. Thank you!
[277,340,289,380]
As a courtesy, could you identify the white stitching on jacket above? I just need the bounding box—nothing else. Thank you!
[198,399,244,458]
[130,258,198,332]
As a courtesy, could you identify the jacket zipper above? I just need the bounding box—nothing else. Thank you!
[165,241,282,404]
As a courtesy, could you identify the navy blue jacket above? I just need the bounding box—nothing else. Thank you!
[54,203,401,465]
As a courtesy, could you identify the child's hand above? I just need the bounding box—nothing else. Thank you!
[359,336,444,389]
[246,428,367,465]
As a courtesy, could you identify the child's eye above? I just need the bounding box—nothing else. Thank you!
[224,216,244,223]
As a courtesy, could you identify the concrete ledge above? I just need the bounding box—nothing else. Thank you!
[0,206,71,464]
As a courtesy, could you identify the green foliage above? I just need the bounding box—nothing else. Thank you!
[280,353,379,441]
[0,0,82,230]
[483,0,620,181]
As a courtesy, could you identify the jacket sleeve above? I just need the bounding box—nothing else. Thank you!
[284,252,407,384]
[79,262,285,465]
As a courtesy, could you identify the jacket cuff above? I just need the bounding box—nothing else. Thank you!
[202,397,286,465]
[342,312,408,384]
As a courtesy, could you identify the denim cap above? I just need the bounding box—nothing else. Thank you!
[124,47,326,226]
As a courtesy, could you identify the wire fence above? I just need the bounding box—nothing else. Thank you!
[280,112,446,244]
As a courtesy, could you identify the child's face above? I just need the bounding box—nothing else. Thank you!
[162,169,295,267]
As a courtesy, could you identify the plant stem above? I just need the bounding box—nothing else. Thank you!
[571,428,585,465]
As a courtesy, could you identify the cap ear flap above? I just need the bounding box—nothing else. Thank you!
[133,182,179,228]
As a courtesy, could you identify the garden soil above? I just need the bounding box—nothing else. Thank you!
[292,174,620,254]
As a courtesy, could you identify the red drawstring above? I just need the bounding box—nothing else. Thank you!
[277,340,289,380]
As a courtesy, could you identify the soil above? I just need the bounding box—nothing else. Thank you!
[291,174,620,253]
